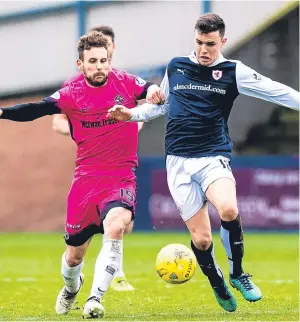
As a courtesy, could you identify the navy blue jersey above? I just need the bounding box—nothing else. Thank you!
[130,52,299,159]
[165,56,239,159]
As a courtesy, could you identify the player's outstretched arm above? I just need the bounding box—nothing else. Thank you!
[136,84,165,132]
[108,68,170,123]
[236,61,300,110]
[52,114,70,135]
[107,102,168,122]
[0,101,61,122]
[107,105,133,121]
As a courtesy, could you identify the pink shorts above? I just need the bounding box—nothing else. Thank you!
[65,173,136,246]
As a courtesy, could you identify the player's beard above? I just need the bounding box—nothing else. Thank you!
[84,71,108,87]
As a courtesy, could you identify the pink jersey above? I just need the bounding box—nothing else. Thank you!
[47,69,149,176]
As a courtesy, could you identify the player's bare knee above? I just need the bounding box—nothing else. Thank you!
[219,204,239,221]
[191,231,212,251]
[104,207,131,239]
[65,252,84,267]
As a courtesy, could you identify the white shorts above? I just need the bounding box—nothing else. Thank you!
[166,155,236,222]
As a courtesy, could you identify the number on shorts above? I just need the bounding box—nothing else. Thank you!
[219,159,232,171]
[120,188,135,202]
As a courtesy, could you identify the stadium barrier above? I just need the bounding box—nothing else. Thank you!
[135,156,299,231]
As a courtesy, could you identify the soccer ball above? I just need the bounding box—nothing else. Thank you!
[156,243,196,284]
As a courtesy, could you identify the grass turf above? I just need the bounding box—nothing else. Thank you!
[0,232,298,321]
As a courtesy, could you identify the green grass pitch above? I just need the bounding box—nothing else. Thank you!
[0,232,298,321]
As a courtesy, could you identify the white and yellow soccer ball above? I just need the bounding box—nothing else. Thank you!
[156,243,197,284]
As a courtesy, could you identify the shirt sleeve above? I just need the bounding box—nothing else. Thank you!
[128,74,152,100]
[0,100,61,122]
[129,69,170,122]
[236,61,300,110]
[44,85,73,114]
[138,81,154,100]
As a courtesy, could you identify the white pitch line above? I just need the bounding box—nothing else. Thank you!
[1,277,59,282]
[16,277,37,282]
[255,279,296,284]
[1,278,296,285]
[3,278,12,282]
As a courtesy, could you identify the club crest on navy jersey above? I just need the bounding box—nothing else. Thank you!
[212,70,222,80]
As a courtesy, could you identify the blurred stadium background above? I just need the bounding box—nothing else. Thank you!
[0,1,299,321]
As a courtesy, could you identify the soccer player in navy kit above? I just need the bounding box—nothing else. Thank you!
[108,13,300,312]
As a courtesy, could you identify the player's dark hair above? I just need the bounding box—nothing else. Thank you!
[195,13,225,38]
[77,32,108,60]
[89,25,115,43]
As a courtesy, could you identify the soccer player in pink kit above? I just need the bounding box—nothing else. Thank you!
[53,25,144,135]
[53,25,144,292]
[0,32,164,318]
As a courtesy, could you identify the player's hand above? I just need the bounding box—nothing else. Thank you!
[146,85,165,105]
[107,105,133,121]
[0,109,3,117]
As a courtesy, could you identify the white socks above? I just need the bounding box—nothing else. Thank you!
[90,239,122,300]
[102,234,125,278]
[60,237,123,301]
[61,252,83,293]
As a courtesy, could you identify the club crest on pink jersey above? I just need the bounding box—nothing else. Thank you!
[135,77,146,86]
[212,70,222,80]
[114,95,124,104]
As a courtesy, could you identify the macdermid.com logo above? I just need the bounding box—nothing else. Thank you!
[173,83,226,95]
